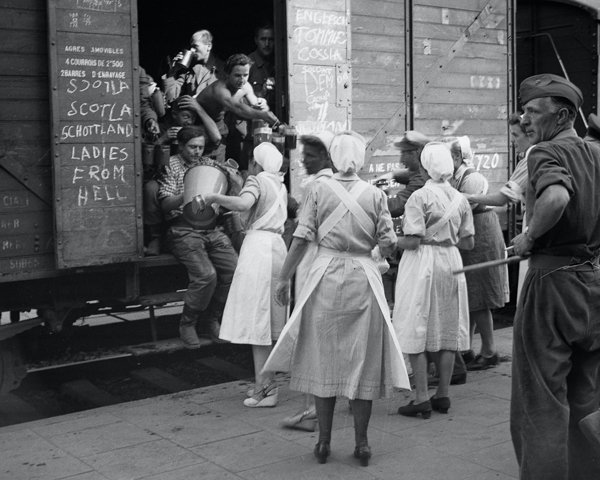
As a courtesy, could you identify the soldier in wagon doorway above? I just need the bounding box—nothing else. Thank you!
[163,29,223,103]
[158,126,238,348]
[248,22,276,113]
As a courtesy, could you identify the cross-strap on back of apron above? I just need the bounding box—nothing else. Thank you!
[317,179,374,243]
[250,175,286,231]
[423,184,464,242]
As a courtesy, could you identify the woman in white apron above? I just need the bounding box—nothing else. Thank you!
[202,142,288,408]
[394,143,474,418]
[464,114,534,299]
[446,135,509,371]
[267,132,410,467]
[280,131,335,433]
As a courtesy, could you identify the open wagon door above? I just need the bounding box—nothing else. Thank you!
[286,0,352,200]
[47,0,142,269]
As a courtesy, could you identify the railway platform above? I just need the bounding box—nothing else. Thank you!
[0,327,517,480]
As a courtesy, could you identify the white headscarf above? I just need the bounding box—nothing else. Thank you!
[457,135,474,163]
[420,142,454,183]
[329,131,366,173]
[314,130,336,152]
[253,142,282,174]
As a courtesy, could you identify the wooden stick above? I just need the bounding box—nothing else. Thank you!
[453,256,525,275]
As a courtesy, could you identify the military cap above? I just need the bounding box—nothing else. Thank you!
[519,74,583,110]
[585,113,600,142]
[393,130,431,151]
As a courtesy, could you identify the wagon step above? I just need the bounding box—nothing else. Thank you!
[123,337,213,356]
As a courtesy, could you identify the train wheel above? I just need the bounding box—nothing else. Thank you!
[0,337,27,395]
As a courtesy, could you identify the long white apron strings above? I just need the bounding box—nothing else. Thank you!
[317,179,374,243]
[250,175,287,231]
[422,185,464,242]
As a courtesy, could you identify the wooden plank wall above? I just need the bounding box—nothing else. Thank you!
[0,0,56,278]
[351,0,406,180]
[412,0,510,196]
[287,0,352,201]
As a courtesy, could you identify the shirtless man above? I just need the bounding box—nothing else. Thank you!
[197,54,278,163]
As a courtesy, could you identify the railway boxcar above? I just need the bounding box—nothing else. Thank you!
[5,0,594,394]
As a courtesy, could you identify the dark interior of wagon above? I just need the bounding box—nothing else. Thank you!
[516,0,597,135]
[137,0,275,89]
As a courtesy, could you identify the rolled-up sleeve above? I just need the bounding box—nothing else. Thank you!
[459,201,475,238]
[375,189,398,256]
[499,157,528,203]
[528,147,574,198]
[239,175,260,203]
[293,184,318,243]
[402,194,426,237]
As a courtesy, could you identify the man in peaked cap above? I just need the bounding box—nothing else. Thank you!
[376,130,430,217]
[510,74,600,479]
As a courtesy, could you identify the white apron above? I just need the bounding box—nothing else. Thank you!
[393,184,470,353]
[219,176,287,345]
[263,178,411,392]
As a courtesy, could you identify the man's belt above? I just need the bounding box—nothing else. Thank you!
[529,254,600,271]
[168,216,214,232]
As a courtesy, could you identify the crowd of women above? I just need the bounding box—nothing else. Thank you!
[202,123,527,467]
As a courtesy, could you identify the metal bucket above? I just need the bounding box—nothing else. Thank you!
[182,165,229,227]
[142,144,155,165]
[154,145,171,166]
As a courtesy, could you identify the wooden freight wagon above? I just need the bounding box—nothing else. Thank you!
[0,0,519,392]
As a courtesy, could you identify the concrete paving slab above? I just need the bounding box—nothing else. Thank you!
[0,326,521,480]
[31,412,122,437]
[64,472,112,480]
[293,424,417,459]
[460,439,520,478]
[397,417,511,456]
[0,429,94,480]
[113,396,261,448]
[145,463,244,480]
[48,419,158,457]
[239,453,378,480]
[468,373,513,400]
[83,438,204,480]
[452,393,512,428]
[189,430,311,473]
[367,444,489,479]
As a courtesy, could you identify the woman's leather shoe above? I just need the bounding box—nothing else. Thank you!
[314,441,330,464]
[397,400,432,419]
[467,352,500,371]
[281,409,317,432]
[430,396,451,414]
[354,444,372,466]
[462,349,475,364]
[243,381,278,408]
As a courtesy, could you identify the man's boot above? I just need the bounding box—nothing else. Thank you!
[199,299,226,342]
[179,305,201,349]
[144,224,164,256]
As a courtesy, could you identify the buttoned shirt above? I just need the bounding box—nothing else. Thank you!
[158,155,218,221]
